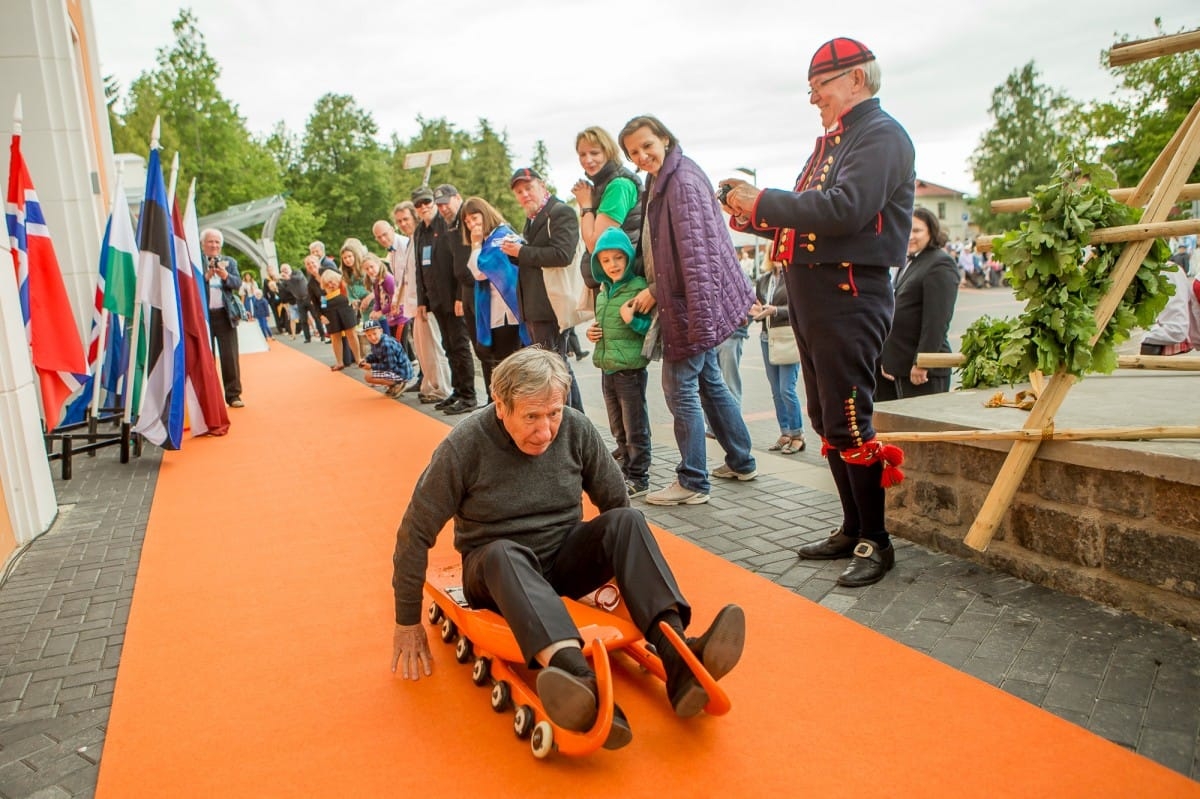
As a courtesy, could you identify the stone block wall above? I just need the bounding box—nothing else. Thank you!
[886,439,1200,634]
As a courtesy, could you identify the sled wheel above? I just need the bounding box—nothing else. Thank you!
[471,657,491,686]
[530,721,554,759]
[490,680,512,712]
[454,635,473,663]
[513,705,535,739]
[427,602,444,625]
[440,617,457,644]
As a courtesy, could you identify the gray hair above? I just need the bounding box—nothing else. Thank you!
[201,228,223,245]
[862,60,881,96]
[490,348,572,410]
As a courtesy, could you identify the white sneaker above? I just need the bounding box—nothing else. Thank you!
[645,481,710,506]
[712,464,757,481]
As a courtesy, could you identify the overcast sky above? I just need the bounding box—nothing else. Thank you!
[92,1,1197,202]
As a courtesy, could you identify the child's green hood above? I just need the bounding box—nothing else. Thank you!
[590,227,637,288]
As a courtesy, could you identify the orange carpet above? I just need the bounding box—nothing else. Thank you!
[96,343,1200,798]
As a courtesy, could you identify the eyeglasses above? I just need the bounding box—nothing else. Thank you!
[808,69,855,97]
[414,198,433,208]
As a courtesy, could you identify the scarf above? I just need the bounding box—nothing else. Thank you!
[473,224,530,347]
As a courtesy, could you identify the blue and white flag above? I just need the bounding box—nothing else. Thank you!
[131,148,185,449]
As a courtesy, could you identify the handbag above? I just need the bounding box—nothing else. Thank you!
[542,215,594,332]
[767,323,800,365]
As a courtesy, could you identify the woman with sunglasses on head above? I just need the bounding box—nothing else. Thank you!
[572,126,644,289]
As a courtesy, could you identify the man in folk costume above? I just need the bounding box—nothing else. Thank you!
[720,37,913,587]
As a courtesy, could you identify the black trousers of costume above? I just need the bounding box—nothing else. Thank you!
[786,263,892,541]
[460,508,690,668]
[433,309,476,403]
[207,309,242,403]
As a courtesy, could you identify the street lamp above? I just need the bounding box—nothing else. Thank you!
[734,167,760,277]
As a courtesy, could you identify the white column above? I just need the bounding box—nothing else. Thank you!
[0,0,106,345]
[0,0,110,543]
[0,238,58,544]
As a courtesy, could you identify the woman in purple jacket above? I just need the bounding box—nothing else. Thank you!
[619,115,757,506]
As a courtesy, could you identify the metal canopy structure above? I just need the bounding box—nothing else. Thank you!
[197,194,287,272]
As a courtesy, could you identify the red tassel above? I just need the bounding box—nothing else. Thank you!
[820,437,834,458]
[880,444,905,488]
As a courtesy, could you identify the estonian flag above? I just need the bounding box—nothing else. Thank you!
[131,148,185,449]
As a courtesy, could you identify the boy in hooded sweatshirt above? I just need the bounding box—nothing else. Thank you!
[586,228,654,497]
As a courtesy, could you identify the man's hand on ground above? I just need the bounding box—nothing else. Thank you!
[391,623,433,680]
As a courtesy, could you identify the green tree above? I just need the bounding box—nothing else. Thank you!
[272,200,326,267]
[390,117,521,223]
[1079,19,1200,193]
[531,139,556,196]
[969,62,1082,233]
[114,9,282,214]
[292,93,392,249]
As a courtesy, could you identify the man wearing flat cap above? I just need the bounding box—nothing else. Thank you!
[502,167,585,410]
[720,37,915,588]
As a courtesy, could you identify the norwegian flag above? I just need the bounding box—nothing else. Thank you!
[5,128,87,432]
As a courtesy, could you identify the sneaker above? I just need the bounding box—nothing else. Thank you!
[385,381,406,398]
[645,481,709,506]
[434,394,458,410]
[626,480,649,499]
[712,464,757,481]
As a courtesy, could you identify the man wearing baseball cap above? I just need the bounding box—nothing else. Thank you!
[412,184,478,414]
[501,167,586,410]
[719,38,915,588]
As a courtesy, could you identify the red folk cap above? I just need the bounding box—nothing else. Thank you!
[808,37,875,79]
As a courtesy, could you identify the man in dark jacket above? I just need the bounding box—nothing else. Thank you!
[303,256,330,344]
[502,167,585,410]
[414,185,476,415]
[200,228,245,407]
[721,37,915,587]
[279,263,312,342]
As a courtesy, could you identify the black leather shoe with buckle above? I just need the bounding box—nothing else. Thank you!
[797,528,857,560]
[836,539,895,587]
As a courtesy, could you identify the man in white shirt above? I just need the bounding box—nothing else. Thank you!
[1140,264,1194,356]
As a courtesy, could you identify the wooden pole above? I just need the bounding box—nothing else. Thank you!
[976,218,1200,252]
[1109,29,1200,67]
[963,96,1200,553]
[988,183,1200,215]
[879,425,1200,443]
[916,353,1200,371]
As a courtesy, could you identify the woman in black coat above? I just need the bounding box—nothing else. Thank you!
[879,206,959,398]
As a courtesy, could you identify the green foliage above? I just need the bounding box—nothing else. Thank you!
[969,62,1083,234]
[114,9,281,214]
[1077,18,1200,190]
[959,159,1173,388]
[290,93,392,250]
[389,117,521,225]
[272,200,326,266]
[531,139,555,195]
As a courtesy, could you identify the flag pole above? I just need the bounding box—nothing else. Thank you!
[167,151,179,213]
[89,160,125,420]
[11,93,47,429]
[123,116,158,425]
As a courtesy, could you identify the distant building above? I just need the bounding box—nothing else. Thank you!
[914,179,975,243]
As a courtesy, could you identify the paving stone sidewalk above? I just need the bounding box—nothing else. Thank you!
[1,340,1196,796]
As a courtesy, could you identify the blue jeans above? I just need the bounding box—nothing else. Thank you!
[601,368,651,488]
[760,336,804,436]
[662,348,756,492]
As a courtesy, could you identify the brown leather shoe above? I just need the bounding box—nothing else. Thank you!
[836,540,895,587]
[797,528,856,560]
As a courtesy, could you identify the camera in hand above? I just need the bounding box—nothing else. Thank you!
[715,183,733,205]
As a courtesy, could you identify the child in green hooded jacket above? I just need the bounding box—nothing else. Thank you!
[586,228,653,497]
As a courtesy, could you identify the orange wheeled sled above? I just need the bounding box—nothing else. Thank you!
[423,563,732,759]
